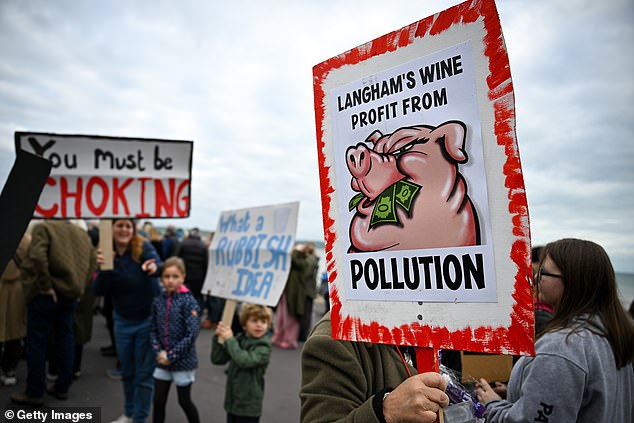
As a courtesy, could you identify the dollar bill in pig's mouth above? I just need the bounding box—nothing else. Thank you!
[349,179,421,228]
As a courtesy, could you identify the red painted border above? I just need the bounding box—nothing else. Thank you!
[313,0,533,355]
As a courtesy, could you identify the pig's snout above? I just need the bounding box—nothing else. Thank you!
[346,144,371,179]
[346,142,403,201]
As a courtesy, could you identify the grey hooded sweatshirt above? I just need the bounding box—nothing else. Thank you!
[485,316,633,422]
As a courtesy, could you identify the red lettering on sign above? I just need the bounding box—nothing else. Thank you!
[176,180,190,217]
[155,179,175,217]
[86,177,109,216]
[60,176,83,218]
[35,177,58,218]
[134,177,152,218]
[34,176,190,219]
[113,178,132,215]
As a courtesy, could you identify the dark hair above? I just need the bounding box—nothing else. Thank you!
[531,246,544,264]
[539,238,633,368]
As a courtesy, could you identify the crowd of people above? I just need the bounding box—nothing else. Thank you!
[300,239,634,423]
[0,219,323,423]
[1,221,633,422]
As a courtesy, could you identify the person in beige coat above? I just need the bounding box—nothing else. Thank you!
[10,220,97,406]
[0,232,31,386]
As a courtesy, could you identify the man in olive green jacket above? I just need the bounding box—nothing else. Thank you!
[300,312,449,423]
[11,220,96,406]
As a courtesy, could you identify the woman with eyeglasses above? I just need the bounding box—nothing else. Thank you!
[475,238,634,422]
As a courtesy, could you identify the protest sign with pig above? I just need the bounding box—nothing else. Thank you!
[314,0,533,355]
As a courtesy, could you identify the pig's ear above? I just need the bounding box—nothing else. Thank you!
[365,130,383,145]
[433,121,468,163]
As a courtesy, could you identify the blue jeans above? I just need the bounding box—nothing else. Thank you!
[26,293,77,397]
[114,313,155,423]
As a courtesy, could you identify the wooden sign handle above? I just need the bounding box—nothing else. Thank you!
[218,299,237,345]
[416,347,444,423]
[99,220,113,270]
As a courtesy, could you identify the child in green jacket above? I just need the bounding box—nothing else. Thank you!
[211,303,273,423]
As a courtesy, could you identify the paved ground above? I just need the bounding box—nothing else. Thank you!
[0,300,327,422]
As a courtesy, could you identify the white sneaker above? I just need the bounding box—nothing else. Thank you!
[1,371,17,386]
[110,415,132,423]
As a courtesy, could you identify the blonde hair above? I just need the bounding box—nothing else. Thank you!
[239,303,273,327]
[162,256,186,277]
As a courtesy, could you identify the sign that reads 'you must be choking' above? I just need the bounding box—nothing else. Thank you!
[15,132,193,219]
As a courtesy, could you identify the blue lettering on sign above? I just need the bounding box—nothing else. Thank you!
[215,234,267,267]
[263,235,292,270]
[232,269,274,299]
[218,211,251,233]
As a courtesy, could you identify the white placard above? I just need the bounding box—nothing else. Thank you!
[15,132,192,218]
[201,202,300,307]
[331,41,496,303]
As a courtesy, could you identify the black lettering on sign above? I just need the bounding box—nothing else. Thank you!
[418,55,463,85]
[534,402,554,422]
[154,145,173,170]
[28,137,55,156]
[94,149,145,171]
[29,137,77,169]
[349,253,486,292]
[351,259,362,289]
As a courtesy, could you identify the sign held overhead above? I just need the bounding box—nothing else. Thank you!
[15,132,193,219]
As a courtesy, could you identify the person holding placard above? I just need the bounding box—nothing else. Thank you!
[94,219,162,423]
[211,303,273,423]
[476,238,634,422]
[300,312,449,423]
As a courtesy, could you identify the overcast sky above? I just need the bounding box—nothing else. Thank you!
[0,0,632,273]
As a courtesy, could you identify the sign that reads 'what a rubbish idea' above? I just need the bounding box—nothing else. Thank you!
[201,202,299,307]
[314,0,533,355]
[15,132,193,219]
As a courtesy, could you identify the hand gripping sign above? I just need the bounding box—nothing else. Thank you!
[314,0,534,357]
[15,132,193,219]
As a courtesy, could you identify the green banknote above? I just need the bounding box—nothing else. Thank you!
[370,184,398,226]
[395,180,420,213]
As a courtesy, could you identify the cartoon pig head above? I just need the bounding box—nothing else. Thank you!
[346,120,480,252]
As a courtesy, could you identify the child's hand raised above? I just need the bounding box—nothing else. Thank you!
[216,322,234,342]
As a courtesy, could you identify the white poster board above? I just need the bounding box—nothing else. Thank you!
[333,40,496,303]
[201,202,300,307]
[15,132,192,218]
[314,0,533,355]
